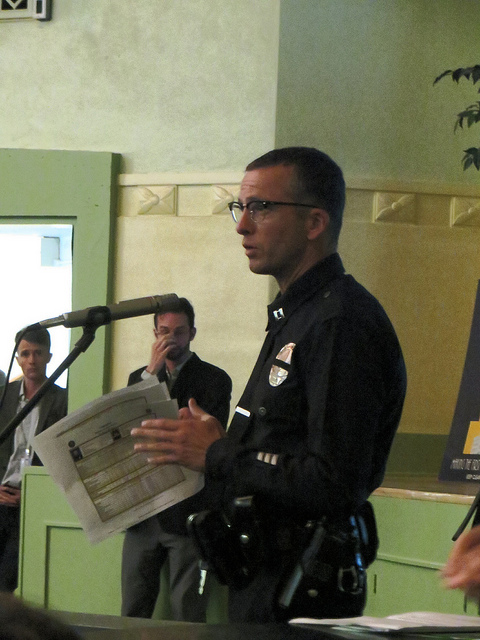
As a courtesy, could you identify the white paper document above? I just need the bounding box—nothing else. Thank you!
[290,611,480,634]
[33,378,204,544]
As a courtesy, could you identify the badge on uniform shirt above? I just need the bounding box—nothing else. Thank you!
[269,342,296,387]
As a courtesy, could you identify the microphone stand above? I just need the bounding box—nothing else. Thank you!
[452,485,480,541]
[452,485,480,615]
[0,309,106,447]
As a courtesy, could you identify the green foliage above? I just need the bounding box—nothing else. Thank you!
[434,65,480,170]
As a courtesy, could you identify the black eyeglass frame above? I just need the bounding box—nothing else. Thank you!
[228,200,321,223]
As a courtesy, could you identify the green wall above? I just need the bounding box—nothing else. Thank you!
[0,149,119,410]
[276,0,480,185]
[1,1,478,468]
[0,0,279,173]
[276,0,480,471]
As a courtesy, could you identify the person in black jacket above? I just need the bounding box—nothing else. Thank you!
[121,297,232,621]
[131,148,406,623]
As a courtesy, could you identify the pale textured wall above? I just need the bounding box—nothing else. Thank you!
[0,0,279,173]
[113,174,480,435]
[2,0,480,434]
[111,173,273,409]
[0,0,280,411]
[340,180,480,437]
[277,0,480,185]
[276,0,480,437]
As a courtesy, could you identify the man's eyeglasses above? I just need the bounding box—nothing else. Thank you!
[228,200,320,223]
[155,327,190,338]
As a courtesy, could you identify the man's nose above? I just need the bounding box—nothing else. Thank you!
[236,208,255,235]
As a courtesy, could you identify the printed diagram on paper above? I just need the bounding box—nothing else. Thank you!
[34,378,204,543]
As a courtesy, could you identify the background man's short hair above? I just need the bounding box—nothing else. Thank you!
[246,146,345,245]
[15,327,51,351]
[154,297,195,329]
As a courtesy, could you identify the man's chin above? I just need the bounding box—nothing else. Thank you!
[248,259,270,275]
[25,372,46,383]
[167,349,186,363]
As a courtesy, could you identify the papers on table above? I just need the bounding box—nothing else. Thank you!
[290,611,480,634]
[33,378,204,544]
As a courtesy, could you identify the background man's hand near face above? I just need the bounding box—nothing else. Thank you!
[145,333,175,375]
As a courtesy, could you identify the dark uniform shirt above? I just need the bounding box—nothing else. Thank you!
[205,253,406,621]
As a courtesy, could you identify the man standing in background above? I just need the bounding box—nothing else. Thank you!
[0,327,67,591]
[122,297,232,621]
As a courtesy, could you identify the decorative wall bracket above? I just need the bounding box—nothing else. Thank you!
[130,183,237,217]
[373,192,416,223]
[136,186,175,216]
[212,185,236,215]
[450,197,480,227]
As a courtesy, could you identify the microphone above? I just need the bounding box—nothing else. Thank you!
[28,294,179,329]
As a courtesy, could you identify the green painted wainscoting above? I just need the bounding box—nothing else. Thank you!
[19,467,228,622]
[366,493,479,617]
[21,468,479,622]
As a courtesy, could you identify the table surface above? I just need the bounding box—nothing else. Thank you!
[62,612,480,640]
[62,613,347,640]
[74,622,323,640]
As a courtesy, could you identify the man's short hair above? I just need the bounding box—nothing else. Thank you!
[154,297,195,329]
[246,146,345,245]
[15,327,51,351]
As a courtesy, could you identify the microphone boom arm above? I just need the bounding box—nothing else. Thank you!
[35,294,179,329]
[0,293,179,447]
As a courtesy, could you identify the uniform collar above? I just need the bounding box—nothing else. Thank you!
[267,253,345,331]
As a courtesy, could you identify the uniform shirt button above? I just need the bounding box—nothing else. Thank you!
[258,406,267,417]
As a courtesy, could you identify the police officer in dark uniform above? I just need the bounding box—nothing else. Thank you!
[131,147,407,623]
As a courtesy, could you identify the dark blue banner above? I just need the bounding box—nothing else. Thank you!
[440,281,480,481]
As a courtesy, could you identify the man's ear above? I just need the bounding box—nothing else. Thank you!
[190,327,197,341]
[306,208,329,240]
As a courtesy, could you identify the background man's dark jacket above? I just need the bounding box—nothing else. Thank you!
[0,379,68,480]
